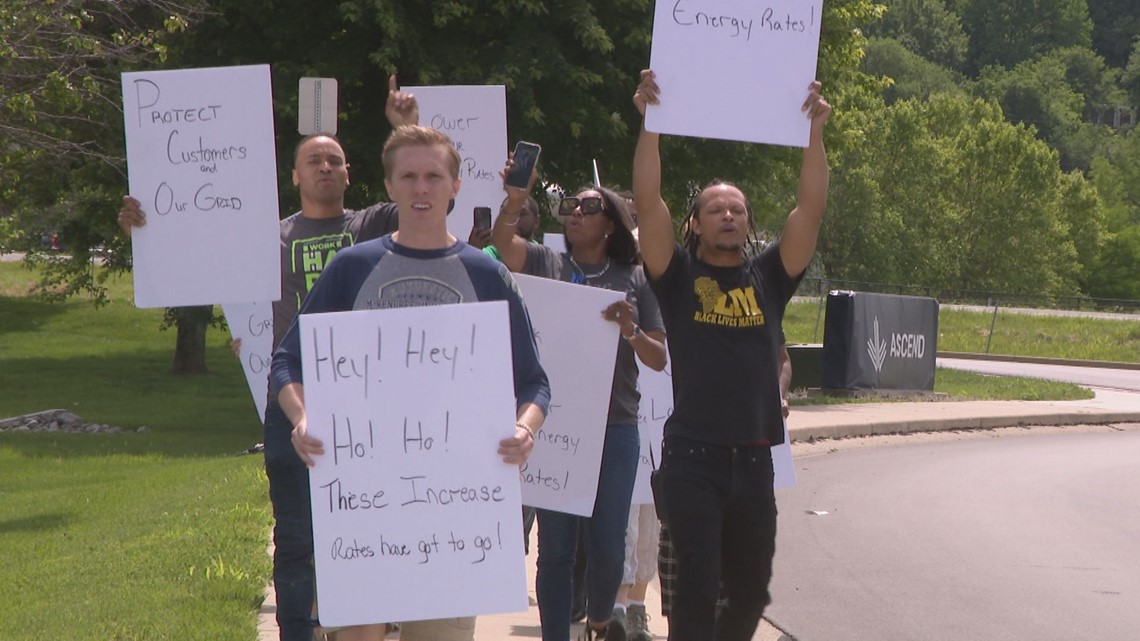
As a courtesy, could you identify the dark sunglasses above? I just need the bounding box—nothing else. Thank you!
[558,196,605,216]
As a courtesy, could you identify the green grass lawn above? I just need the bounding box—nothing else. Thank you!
[0,262,1124,639]
[784,300,1140,363]
[1,263,270,640]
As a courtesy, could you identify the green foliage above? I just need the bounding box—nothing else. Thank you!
[865,0,969,70]
[1087,0,1140,68]
[962,0,1093,73]
[863,38,970,104]
[821,94,1090,296]
[1089,129,1140,300]
[974,47,1122,170]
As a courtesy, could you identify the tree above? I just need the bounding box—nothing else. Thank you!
[0,0,212,374]
[1087,0,1140,68]
[962,0,1093,73]
[862,38,970,104]
[865,0,969,70]
[1089,130,1140,300]
[821,94,1090,297]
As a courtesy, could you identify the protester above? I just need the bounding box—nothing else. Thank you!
[493,169,667,641]
[631,68,831,640]
[273,124,551,641]
[118,75,418,641]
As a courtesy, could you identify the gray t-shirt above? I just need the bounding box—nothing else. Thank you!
[523,243,664,426]
[273,203,398,348]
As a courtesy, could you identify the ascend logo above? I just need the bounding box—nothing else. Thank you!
[867,317,887,372]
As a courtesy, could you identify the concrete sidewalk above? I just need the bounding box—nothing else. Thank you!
[257,387,1140,641]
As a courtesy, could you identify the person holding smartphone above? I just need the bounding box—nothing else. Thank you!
[493,161,668,641]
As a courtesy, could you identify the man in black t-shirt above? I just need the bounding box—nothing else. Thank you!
[118,75,419,641]
[631,70,832,641]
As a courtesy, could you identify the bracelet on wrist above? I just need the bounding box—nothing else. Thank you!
[516,421,536,440]
[622,325,642,341]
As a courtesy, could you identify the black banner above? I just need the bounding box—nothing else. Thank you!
[821,291,939,391]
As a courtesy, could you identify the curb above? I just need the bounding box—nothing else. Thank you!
[789,411,1140,442]
[937,351,1140,371]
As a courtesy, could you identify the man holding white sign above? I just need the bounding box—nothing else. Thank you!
[272,125,550,641]
[632,70,831,641]
[120,74,420,641]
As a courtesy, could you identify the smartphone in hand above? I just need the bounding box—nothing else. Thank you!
[505,141,541,189]
[473,206,492,230]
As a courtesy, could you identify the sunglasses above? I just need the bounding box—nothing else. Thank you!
[558,196,605,217]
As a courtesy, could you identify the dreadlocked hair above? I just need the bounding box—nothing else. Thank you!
[681,179,765,259]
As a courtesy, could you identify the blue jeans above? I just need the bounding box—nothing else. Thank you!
[263,402,316,641]
[536,424,640,641]
[658,435,777,641]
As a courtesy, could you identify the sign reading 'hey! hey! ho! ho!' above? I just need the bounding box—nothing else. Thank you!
[121,65,280,308]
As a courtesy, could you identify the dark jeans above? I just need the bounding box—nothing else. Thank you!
[264,403,316,641]
[536,424,640,641]
[658,435,777,641]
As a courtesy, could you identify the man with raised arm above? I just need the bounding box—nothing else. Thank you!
[631,69,830,641]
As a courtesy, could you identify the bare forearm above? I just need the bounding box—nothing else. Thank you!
[278,383,306,428]
[631,329,667,372]
[632,128,674,277]
[516,402,545,434]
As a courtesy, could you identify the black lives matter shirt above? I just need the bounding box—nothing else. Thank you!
[273,203,398,349]
[649,242,799,446]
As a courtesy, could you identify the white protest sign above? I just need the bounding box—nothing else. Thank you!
[513,274,625,516]
[646,0,824,147]
[632,360,671,505]
[121,64,280,307]
[300,302,526,627]
[543,233,567,253]
[221,301,274,423]
[773,420,796,490]
[405,85,507,242]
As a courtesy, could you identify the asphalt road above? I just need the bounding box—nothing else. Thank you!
[768,425,1140,641]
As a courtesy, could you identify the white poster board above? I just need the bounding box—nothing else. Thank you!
[773,420,797,490]
[631,361,671,505]
[299,302,526,627]
[406,85,507,243]
[121,65,280,307]
[221,301,274,423]
[513,274,625,516]
[543,233,567,253]
[646,0,824,147]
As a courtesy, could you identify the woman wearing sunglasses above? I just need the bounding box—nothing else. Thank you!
[493,164,667,641]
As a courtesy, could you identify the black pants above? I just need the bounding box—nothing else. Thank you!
[658,435,777,641]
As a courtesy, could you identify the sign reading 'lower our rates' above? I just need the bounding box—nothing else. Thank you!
[299,302,527,627]
[121,64,280,308]
[646,0,824,147]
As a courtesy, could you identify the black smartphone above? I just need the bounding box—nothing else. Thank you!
[505,141,541,189]
[473,206,492,231]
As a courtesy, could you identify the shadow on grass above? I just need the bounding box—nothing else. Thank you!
[0,348,263,460]
[0,295,70,335]
[0,512,74,534]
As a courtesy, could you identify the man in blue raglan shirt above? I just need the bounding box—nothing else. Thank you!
[270,124,550,641]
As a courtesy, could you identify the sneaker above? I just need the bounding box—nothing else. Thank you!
[626,603,652,641]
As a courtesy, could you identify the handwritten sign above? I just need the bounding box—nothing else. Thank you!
[221,301,274,422]
[121,65,280,308]
[631,342,796,504]
[299,302,526,627]
[646,0,824,147]
[513,275,625,516]
[631,360,671,505]
[404,85,507,242]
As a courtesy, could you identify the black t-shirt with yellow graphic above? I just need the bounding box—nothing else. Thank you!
[649,242,800,446]
[272,203,398,349]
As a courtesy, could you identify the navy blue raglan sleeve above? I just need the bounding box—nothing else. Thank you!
[465,252,551,416]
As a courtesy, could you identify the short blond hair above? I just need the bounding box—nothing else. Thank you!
[382,125,461,180]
